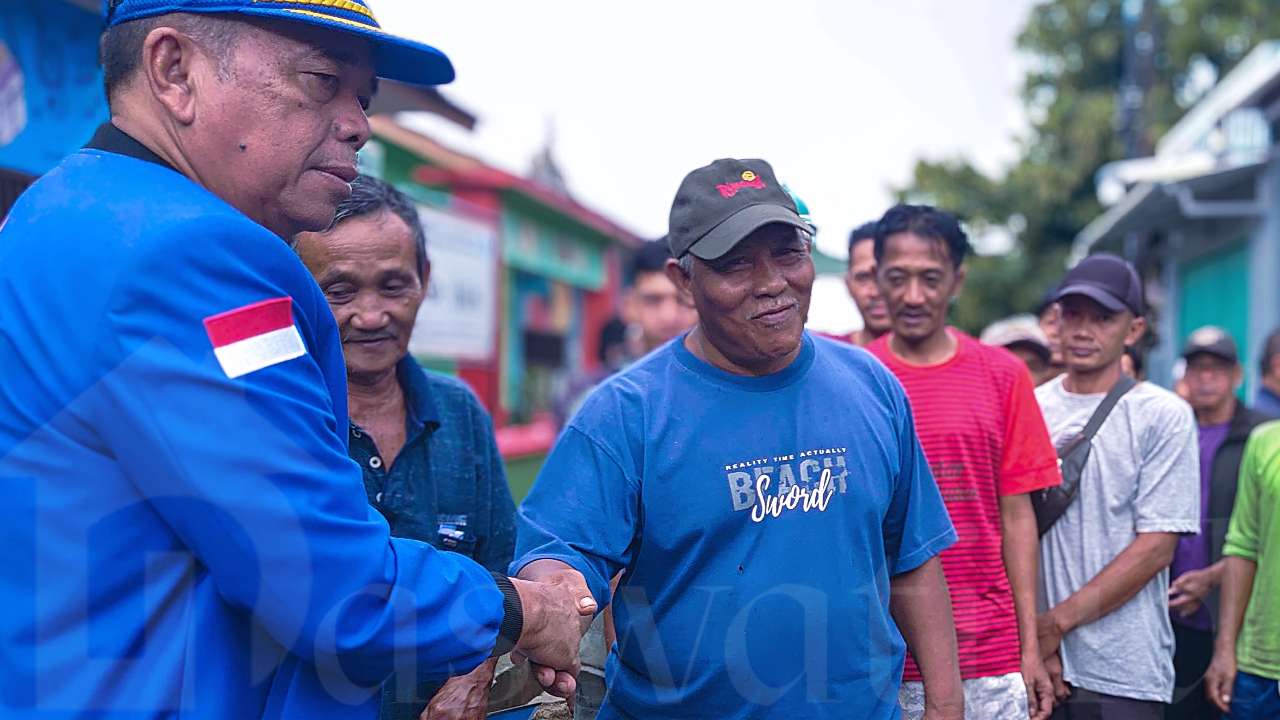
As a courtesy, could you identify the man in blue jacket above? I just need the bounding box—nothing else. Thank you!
[0,2,591,718]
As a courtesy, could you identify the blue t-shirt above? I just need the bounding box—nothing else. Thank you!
[513,333,956,719]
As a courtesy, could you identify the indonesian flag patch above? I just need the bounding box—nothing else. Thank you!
[203,297,306,379]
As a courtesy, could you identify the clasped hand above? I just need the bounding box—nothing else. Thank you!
[509,563,598,699]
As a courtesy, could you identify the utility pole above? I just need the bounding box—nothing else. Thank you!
[1117,0,1159,159]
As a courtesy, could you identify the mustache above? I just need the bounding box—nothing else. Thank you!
[749,301,797,319]
[342,330,396,343]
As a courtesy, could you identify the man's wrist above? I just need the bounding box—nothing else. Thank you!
[1208,560,1227,586]
[1213,634,1239,658]
[1048,606,1074,637]
[489,573,524,657]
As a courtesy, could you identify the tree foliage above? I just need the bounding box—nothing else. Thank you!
[898,0,1280,333]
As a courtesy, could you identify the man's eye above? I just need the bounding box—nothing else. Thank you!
[325,285,354,302]
[305,73,340,100]
[711,258,749,273]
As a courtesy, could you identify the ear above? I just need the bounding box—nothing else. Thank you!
[1234,364,1245,389]
[665,258,694,307]
[1125,315,1148,347]
[420,258,432,294]
[141,26,206,125]
[843,266,857,297]
[952,263,968,300]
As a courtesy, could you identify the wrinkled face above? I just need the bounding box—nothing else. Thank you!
[1058,295,1145,375]
[295,210,425,381]
[189,20,375,238]
[677,225,814,371]
[1184,353,1240,413]
[626,271,697,353]
[877,232,964,343]
[844,238,890,336]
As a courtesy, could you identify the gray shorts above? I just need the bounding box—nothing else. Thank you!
[574,615,608,720]
[899,671,1027,720]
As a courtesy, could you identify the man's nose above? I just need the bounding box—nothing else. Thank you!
[902,278,926,305]
[336,97,372,149]
[752,259,788,296]
[348,298,387,329]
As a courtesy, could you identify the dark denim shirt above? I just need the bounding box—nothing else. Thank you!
[350,357,515,718]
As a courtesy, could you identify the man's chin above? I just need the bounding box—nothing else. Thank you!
[342,350,400,379]
[757,326,805,358]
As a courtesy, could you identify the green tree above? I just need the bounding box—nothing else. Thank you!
[898,0,1280,333]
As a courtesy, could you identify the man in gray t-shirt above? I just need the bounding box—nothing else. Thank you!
[1034,254,1200,720]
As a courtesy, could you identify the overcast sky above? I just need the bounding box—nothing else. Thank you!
[369,0,1038,331]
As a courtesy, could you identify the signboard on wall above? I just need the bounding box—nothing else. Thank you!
[408,204,497,362]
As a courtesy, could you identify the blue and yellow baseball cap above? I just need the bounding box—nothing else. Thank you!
[103,0,454,86]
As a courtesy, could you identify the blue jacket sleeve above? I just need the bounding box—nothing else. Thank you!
[90,219,503,686]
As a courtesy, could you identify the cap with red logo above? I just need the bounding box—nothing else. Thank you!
[667,158,810,260]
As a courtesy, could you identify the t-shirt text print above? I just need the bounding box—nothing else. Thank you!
[724,447,846,521]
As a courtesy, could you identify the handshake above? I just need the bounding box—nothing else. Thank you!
[506,559,599,698]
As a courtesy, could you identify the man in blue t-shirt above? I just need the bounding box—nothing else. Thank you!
[513,158,964,719]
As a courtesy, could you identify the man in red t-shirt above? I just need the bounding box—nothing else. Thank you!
[867,204,1062,720]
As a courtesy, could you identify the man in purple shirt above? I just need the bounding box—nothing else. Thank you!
[1166,327,1273,720]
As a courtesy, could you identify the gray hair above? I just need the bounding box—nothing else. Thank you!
[100,13,244,106]
[329,175,429,277]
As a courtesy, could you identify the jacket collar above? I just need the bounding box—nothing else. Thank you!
[395,355,441,437]
[85,123,181,175]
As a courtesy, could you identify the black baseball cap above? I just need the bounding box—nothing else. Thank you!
[1182,326,1239,364]
[1053,253,1145,316]
[667,158,810,260]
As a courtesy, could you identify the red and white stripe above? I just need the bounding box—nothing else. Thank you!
[203,297,306,379]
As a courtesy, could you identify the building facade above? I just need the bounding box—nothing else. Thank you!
[1078,41,1280,398]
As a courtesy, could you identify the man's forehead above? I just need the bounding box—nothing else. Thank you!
[849,238,876,265]
[304,215,413,260]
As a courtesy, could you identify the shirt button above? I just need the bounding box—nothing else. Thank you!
[369,456,383,469]
[375,492,384,504]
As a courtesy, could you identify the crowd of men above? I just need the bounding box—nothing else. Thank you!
[1,2,1279,719]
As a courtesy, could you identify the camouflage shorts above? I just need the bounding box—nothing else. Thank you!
[898,671,1027,720]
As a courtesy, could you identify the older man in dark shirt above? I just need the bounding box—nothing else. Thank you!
[296,175,516,720]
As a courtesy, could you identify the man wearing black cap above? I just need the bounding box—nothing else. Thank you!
[1165,327,1272,720]
[1034,254,1200,719]
[1254,329,1280,418]
[0,2,591,717]
[512,158,964,718]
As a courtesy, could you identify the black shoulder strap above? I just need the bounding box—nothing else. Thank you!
[1080,375,1138,441]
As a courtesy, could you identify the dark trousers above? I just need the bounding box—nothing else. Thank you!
[1051,687,1164,720]
[1228,670,1280,719]
[1167,623,1220,720]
